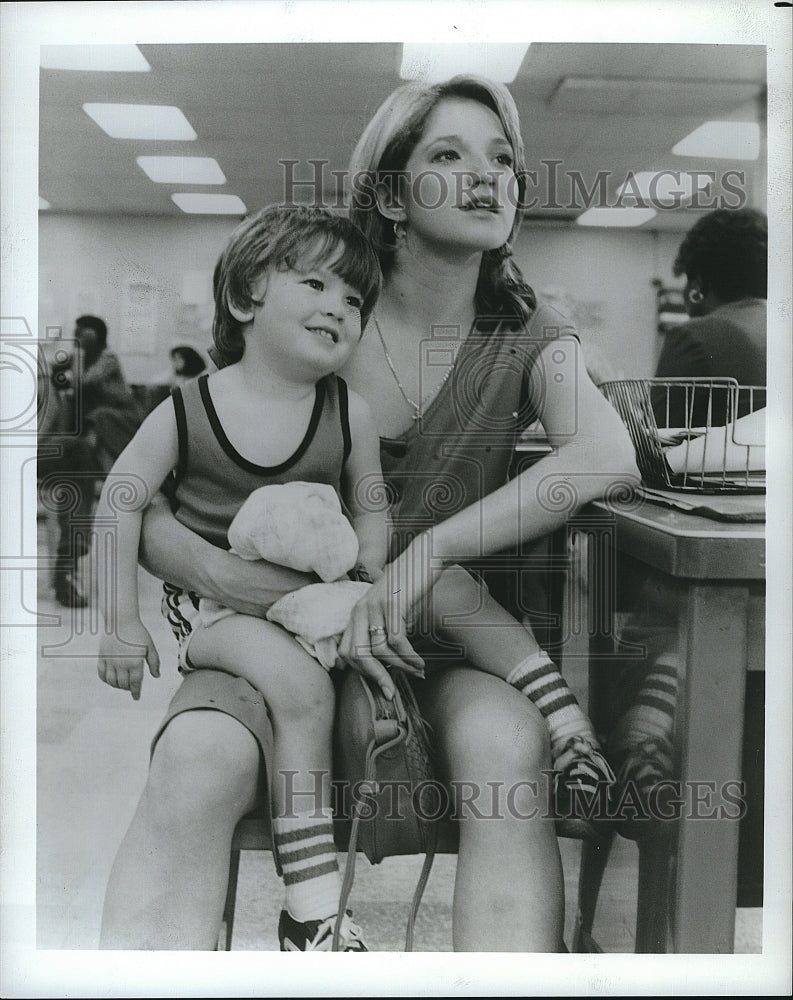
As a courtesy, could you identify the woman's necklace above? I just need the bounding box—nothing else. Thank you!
[371,314,457,422]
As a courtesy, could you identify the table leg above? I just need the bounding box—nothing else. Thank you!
[671,582,749,953]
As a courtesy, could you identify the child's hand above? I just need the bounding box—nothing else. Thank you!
[98,618,161,701]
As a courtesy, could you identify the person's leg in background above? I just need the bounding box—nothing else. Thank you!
[607,576,683,834]
[37,436,98,608]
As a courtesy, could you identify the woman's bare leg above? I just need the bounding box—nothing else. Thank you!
[416,667,565,952]
[100,710,260,950]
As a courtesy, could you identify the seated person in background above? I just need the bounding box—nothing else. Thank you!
[169,345,207,385]
[55,315,144,472]
[38,316,142,606]
[37,345,96,608]
[653,207,767,428]
[139,345,209,414]
[610,207,767,831]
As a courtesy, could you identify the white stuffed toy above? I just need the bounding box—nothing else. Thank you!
[228,481,359,582]
[266,580,371,670]
[200,482,371,669]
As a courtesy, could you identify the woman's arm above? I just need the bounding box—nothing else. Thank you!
[429,335,640,559]
[140,495,317,618]
[337,390,423,698]
[363,337,640,637]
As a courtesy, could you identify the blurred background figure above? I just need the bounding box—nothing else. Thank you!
[48,315,143,471]
[37,345,97,608]
[39,316,143,607]
[609,208,767,855]
[653,208,767,427]
[71,315,142,471]
[169,344,207,386]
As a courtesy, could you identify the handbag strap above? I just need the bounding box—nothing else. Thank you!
[333,728,404,951]
[334,725,438,952]
[404,816,437,951]
[334,675,438,952]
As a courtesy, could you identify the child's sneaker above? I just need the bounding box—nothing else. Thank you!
[278,908,368,952]
[552,735,616,839]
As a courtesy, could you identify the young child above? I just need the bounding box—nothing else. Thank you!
[97,205,382,951]
[97,205,611,951]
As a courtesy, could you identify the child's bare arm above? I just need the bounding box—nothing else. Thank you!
[342,389,389,581]
[96,400,179,700]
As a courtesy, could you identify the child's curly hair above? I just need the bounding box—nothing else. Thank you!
[212,204,382,366]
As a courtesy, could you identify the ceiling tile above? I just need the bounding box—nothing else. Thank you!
[38,42,767,226]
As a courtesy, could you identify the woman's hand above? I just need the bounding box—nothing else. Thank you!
[98,617,161,701]
[337,537,436,699]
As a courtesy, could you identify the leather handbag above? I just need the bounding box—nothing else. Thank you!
[333,668,438,951]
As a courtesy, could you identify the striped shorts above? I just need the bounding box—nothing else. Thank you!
[160,581,226,673]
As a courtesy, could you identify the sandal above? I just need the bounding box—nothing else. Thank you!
[552,735,616,839]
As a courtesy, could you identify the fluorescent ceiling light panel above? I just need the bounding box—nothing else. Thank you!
[41,44,151,72]
[576,207,658,228]
[83,104,197,140]
[615,170,712,204]
[400,43,530,84]
[137,156,226,184]
[672,121,760,160]
[39,197,50,210]
[172,193,247,215]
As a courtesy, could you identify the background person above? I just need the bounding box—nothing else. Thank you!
[53,315,144,472]
[653,207,767,427]
[610,207,768,833]
[169,345,207,385]
[37,345,96,608]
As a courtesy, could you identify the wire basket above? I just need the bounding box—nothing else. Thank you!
[600,377,766,494]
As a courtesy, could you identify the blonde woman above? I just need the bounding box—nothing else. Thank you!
[101,76,638,952]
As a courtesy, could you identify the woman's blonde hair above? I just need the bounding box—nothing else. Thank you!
[348,75,536,328]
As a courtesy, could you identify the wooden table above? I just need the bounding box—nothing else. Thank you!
[570,495,765,953]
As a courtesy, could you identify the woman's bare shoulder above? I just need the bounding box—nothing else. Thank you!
[521,299,578,341]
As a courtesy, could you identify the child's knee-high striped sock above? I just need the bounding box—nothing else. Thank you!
[506,649,596,755]
[273,809,340,922]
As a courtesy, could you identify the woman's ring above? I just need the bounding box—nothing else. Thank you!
[368,625,387,636]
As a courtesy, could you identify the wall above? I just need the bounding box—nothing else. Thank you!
[39,212,685,383]
[39,214,236,383]
[515,222,683,380]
